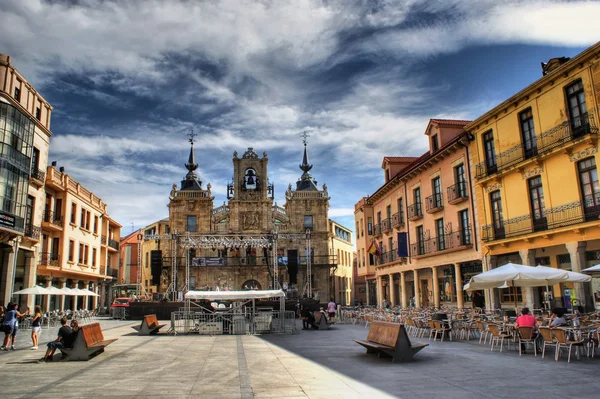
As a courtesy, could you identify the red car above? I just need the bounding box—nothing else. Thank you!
[111,297,131,308]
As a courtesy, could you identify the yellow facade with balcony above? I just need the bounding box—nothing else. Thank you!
[467,42,600,311]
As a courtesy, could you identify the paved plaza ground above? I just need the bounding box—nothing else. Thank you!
[0,317,599,398]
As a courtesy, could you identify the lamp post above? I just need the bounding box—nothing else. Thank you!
[136,230,143,299]
[305,229,311,299]
[8,236,21,303]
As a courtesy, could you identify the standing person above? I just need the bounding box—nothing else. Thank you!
[1,303,29,350]
[327,299,337,322]
[30,306,43,350]
[39,318,74,362]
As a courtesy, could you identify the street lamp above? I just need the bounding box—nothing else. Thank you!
[305,229,311,298]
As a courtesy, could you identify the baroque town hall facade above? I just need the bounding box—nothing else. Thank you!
[162,140,335,300]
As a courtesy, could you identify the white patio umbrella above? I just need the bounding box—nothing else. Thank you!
[71,288,89,295]
[13,285,50,295]
[45,286,68,295]
[79,288,100,297]
[61,287,78,296]
[582,264,600,274]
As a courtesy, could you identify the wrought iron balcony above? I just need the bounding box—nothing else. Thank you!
[481,198,600,242]
[376,249,398,265]
[447,182,468,204]
[42,209,63,227]
[392,212,405,229]
[407,203,423,221]
[425,193,444,213]
[107,267,119,278]
[373,223,382,237]
[39,252,59,266]
[108,238,120,250]
[24,224,41,240]
[410,229,472,257]
[476,113,598,180]
[30,167,46,182]
[381,218,392,234]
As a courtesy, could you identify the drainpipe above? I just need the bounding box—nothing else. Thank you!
[404,182,411,262]
[458,137,478,252]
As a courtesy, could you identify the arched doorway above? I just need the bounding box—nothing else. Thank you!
[241,279,261,290]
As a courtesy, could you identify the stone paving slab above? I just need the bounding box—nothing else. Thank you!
[0,319,599,398]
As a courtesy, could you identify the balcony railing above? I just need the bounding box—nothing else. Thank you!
[448,182,468,204]
[425,193,444,213]
[30,167,46,183]
[377,249,398,265]
[476,113,598,180]
[407,203,423,220]
[392,212,405,229]
[373,223,382,237]
[107,267,119,278]
[382,218,392,233]
[39,252,59,266]
[24,224,41,240]
[410,229,472,257]
[108,238,120,250]
[42,209,62,227]
[481,199,600,242]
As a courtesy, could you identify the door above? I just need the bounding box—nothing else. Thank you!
[421,280,429,306]
[490,191,505,239]
[528,176,547,231]
[578,157,600,220]
[566,80,588,138]
[520,108,537,158]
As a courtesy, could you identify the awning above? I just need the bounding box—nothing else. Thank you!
[185,289,286,300]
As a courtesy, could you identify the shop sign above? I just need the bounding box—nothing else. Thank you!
[0,211,15,228]
[192,257,225,266]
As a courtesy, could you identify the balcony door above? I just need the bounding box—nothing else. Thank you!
[578,157,600,220]
[566,80,588,138]
[414,188,422,215]
[483,131,497,174]
[520,108,537,158]
[528,176,547,231]
[455,164,467,197]
[490,190,505,239]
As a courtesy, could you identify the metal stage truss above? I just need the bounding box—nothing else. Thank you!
[137,232,313,300]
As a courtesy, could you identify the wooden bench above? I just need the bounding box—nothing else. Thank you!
[310,311,332,330]
[132,314,166,335]
[354,321,428,363]
[60,322,118,361]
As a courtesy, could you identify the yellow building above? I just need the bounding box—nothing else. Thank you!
[40,165,121,310]
[467,42,600,311]
[328,219,353,305]
[140,218,170,295]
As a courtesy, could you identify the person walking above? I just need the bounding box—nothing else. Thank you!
[327,299,337,322]
[30,306,43,350]
[2,303,29,350]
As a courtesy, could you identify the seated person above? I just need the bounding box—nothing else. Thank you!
[300,307,314,330]
[550,308,567,327]
[40,318,75,362]
[515,307,538,328]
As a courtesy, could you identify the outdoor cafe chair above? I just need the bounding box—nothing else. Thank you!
[476,320,490,345]
[428,319,440,341]
[488,323,512,352]
[553,328,585,363]
[538,327,558,360]
[433,320,452,342]
[588,329,600,358]
[517,326,537,356]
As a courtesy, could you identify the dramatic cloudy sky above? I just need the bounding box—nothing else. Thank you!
[2,0,599,239]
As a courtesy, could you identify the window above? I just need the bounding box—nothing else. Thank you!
[565,80,588,135]
[376,211,382,226]
[84,244,89,265]
[388,237,393,255]
[69,240,75,262]
[386,205,391,220]
[436,218,445,250]
[94,215,98,234]
[367,217,373,235]
[416,225,425,255]
[304,215,313,230]
[186,216,197,232]
[519,108,537,158]
[14,82,21,101]
[35,107,41,120]
[31,147,40,172]
[528,176,547,231]
[483,130,497,174]
[414,187,422,215]
[490,190,505,239]
[397,198,404,222]
[459,209,471,245]
[25,195,34,226]
[578,157,600,219]
[431,134,439,152]
[71,202,77,224]
[92,248,97,266]
[80,208,91,230]
[79,243,84,263]
[454,164,467,197]
[432,177,442,207]
[3,185,14,213]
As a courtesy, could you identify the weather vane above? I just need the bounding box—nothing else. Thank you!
[300,131,310,146]
[188,128,197,145]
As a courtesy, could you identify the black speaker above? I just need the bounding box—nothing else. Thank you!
[288,250,298,284]
[150,250,162,285]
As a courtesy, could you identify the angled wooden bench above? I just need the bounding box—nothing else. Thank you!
[60,322,118,361]
[132,314,167,335]
[354,321,428,363]
[311,311,332,330]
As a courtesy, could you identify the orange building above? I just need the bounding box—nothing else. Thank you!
[355,120,481,308]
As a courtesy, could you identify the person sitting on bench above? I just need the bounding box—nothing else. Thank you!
[40,318,75,362]
[300,307,315,330]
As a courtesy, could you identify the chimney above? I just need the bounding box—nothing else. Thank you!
[51,161,57,167]
[59,167,65,173]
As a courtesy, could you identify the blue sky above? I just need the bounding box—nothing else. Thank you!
[1,0,599,239]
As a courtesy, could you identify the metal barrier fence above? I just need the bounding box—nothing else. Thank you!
[170,309,298,335]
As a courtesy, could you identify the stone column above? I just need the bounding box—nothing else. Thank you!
[72,280,79,311]
[43,277,52,312]
[1,247,16,306]
[486,255,500,311]
[365,279,370,306]
[414,269,421,308]
[566,241,592,311]
[432,266,440,309]
[400,272,407,308]
[388,273,396,306]
[376,275,383,307]
[519,249,537,311]
[91,282,98,309]
[22,251,37,310]
[454,264,464,309]
[58,278,66,311]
